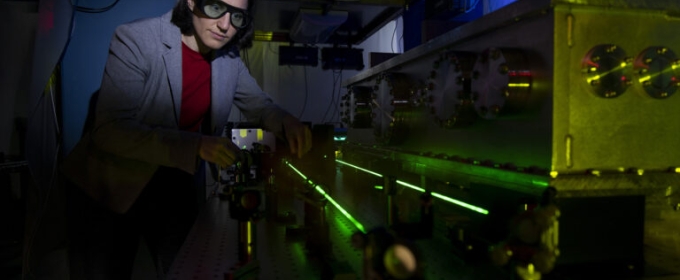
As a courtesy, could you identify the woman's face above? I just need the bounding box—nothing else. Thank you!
[187,0,249,53]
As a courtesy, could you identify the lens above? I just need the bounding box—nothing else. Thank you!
[231,12,244,28]
[203,2,226,18]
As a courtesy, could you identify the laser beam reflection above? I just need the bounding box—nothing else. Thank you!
[586,62,630,84]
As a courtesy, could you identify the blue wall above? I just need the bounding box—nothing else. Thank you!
[61,0,176,155]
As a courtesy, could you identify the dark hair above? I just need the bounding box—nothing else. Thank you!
[171,0,255,50]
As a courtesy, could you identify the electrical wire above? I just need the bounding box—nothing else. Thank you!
[267,41,279,55]
[71,0,120,13]
[298,66,308,119]
[329,70,343,122]
[321,69,342,123]
[23,76,63,279]
[391,18,399,53]
[465,0,481,13]
[24,1,120,277]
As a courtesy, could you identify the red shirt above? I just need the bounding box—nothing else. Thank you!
[179,42,211,132]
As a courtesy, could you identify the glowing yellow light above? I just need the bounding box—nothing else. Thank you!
[637,169,644,176]
[587,75,601,83]
[247,221,252,256]
[675,167,680,173]
[639,76,651,83]
[257,129,264,141]
[508,83,530,88]
[620,62,627,68]
[254,31,273,41]
[590,170,601,176]
[550,171,558,178]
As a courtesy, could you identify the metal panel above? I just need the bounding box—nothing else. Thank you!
[553,4,680,172]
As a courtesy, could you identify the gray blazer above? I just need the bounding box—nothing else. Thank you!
[61,11,290,213]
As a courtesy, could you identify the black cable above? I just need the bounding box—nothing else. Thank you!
[298,66,308,120]
[330,70,342,122]
[321,70,340,123]
[330,70,343,122]
[71,0,120,13]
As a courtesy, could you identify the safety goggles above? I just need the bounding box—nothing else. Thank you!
[198,0,251,29]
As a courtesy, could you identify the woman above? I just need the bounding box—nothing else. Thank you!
[62,0,311,278]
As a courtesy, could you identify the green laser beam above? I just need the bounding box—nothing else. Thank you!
[335,159,384,178]
[336,159,489,215]
[284,160,366,233]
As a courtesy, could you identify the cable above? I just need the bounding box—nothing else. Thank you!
[465,0,480,13]
[23,76,63,280]
[391,18,399,53]
[330,70,343,121]
[71,0,120,13]
[298,66,308,120]
[321,70,341,123]
[267,41,279,55]
[24,1,120,277]
[324,70,343,123]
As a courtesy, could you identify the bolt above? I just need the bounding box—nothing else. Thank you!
[660,92,668,98]
[645,58,653,64]
[606,45,617,53]
[503,88,511,97]
[657,47,668,55]
[592,56,600,62]
[604,91,617,98]
[624,80,633,86]
[590,80,600,86]
[643,81,652,87]
[639,69,648,75]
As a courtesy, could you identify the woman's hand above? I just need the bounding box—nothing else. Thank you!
[198,136,242,168]
[282,115,312,158]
